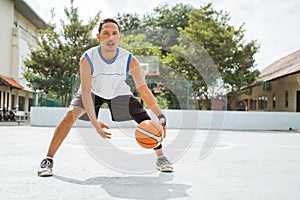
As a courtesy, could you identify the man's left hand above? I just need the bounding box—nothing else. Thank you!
[158,114,167,138]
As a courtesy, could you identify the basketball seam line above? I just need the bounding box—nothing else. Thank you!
[149,120,165,138]
[136,127,162,142]
[137,140,160,149]
[149,120,162,133]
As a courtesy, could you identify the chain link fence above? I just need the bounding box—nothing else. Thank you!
[30,77,221,110]
[30,77,300,112]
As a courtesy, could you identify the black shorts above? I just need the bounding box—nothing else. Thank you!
[71,94,162,150]
[71,94,150,124]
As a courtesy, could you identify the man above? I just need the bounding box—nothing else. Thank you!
[38,18,173,177]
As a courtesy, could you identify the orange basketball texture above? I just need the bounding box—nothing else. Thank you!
[135,120,164,149]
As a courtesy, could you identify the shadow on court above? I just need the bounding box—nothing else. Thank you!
[54,173,191,200]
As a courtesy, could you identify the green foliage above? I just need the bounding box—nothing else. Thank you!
[116,13,141,32]
[142,3,194,49]
[162,3,260,109]
[154,92,170,109]
[143,3,193,29]
[120,34,161,56]
[115,3,260,110]
[23,0,100,106]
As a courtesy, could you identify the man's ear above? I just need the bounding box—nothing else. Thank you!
[96,33,101,42]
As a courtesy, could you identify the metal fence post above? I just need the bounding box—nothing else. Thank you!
[72,77,75,97]
[31,78,35,106]
[187,80,190,109]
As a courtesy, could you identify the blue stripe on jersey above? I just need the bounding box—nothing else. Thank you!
[84,53,94,74]
[126,53,132,78]
[98,46,120,64]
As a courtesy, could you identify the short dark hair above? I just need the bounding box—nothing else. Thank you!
[98,18,120,33]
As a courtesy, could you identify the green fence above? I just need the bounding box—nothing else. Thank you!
[30,77,223,110]
[30,77,300,111]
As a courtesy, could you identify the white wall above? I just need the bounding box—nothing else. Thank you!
[30,107,300,131]
[0,0,14,76]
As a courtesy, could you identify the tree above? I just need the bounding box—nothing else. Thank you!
[142,3,194,50]
[115,13,141,33]
[163,3,260,109]
[24,0,100,106]
[119,34,161,56]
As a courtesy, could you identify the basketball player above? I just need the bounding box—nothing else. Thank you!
[37,18,173,176]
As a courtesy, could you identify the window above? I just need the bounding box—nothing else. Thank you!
[257,96,267,110]
[28,98,33,112]
[263,96,268,110]
[258,97,263,110]
[250,98,257,110]
[6,92,9,109]
[2,92,5,108]
[11,95,15,109]
[18,96,25,111]
[285,90,289,108]
[272,93,276,109]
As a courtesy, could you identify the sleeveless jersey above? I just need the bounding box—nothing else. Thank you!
[78,46,133,99]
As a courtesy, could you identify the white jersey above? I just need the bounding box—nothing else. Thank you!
[78,46,133,99]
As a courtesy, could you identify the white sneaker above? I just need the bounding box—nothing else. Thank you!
[156,156,173,172]
[37,158,53,177]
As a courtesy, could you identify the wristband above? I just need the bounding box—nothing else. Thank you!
[158,114,166,126]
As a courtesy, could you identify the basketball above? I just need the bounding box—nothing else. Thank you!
[135,120,164,149]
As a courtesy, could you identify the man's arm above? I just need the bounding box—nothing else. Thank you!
[129,56,167,128]
[80,57,111,139]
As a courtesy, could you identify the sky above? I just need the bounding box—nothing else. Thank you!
[24,0,300,71]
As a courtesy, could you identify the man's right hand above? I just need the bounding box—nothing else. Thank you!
[94,121,111,139]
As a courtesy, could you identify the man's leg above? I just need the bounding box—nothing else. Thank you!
[134,113,173,172]
[154,146,163,157]
[129,97,173,172]
[38,105,85,177]
[47,105,85,157]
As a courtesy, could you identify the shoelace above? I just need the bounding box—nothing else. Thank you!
[41,159,52,168]
[159,157,171,165]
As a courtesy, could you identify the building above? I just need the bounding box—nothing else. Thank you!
[0,0,46,114]
[239,50,300,112]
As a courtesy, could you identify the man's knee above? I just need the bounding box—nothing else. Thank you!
[66,105,85,121]
[62,109,76,123]
[64,105,83,122]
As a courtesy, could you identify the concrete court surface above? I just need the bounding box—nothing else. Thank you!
[0,124,300,200]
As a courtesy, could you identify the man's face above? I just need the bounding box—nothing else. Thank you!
[97,22,121,52]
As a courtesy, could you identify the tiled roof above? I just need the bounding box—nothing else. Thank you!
[0,74,24,89]
[258,50,300,81]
